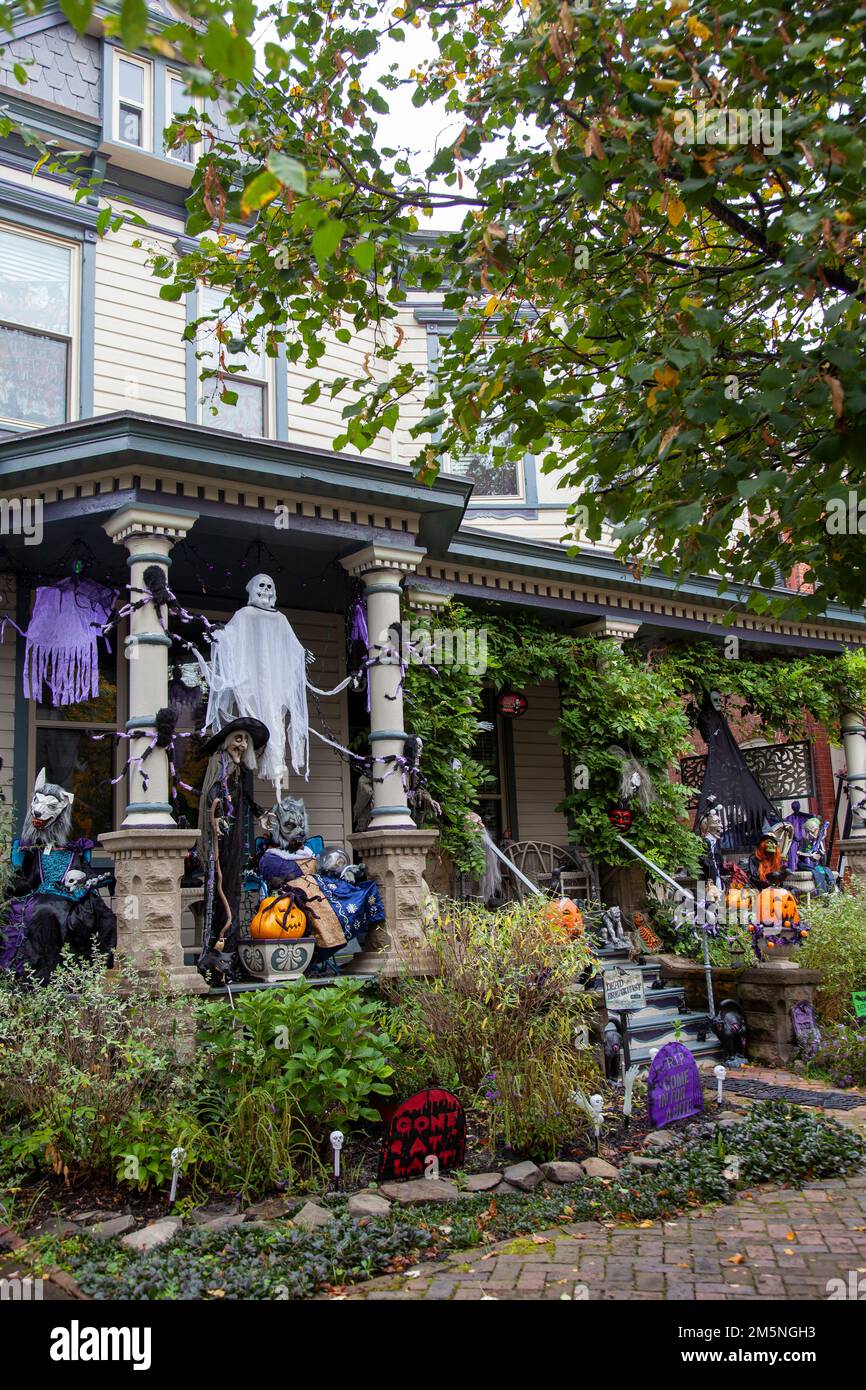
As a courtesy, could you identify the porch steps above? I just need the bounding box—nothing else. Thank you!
[591,944,723,1070]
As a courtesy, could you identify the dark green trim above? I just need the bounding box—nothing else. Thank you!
[126,633,172,648]
[0,411,472,556]
[0,176,99,234]
[12,576,28,827]
[79,229,96,417]
[369,730,409,741]
[448,528,866,633]
[0,96,99,152]
[126,553,172,567]
[275,342,289,441]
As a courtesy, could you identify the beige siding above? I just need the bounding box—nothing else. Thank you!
[250,608,351,846]
[287,321,392,462]
[93,214,187,419]
[511,680,569,843]
[0,574,15,808]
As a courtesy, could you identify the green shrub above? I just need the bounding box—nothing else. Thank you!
[383,897,601,1157]
[799,883,866,1022]
[194,979,398,1197]
[0,952,197,1185]
[715,1099,866,1183]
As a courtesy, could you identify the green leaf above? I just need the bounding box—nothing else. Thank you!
[268,152,306,194]
[119,0,147,50]
[59,0,93,30]
[312,218,347,263]
[241,169,281,216]
[350,240,376,271]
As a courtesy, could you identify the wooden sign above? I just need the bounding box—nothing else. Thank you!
[853,991,866,1020]
[377,1088,466,1181]
[646,1042,704,1129]
[603,965,646,1013]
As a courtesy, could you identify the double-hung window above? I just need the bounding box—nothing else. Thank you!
[0,224,78,429]
[114,51,152,149]
[165,70,202,163]
[198,287,272,438]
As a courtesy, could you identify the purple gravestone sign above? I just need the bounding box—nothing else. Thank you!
[646,1041,705,1129]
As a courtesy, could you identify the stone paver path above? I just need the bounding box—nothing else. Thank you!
[341,1175,866,1301]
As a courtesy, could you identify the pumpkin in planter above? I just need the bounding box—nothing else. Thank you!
[726,884,799,927]
[543,897,583,940]
[249,894,308,940]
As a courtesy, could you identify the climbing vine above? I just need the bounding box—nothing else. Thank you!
[404,603,866,876]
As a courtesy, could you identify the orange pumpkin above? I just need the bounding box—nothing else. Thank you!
[544,897,583,940]
[726,885,799,927]
[249,894,308,940]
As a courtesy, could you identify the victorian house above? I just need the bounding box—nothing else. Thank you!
[1,5,865,986]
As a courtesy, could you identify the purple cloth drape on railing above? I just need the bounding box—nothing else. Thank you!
[23,577,116,706]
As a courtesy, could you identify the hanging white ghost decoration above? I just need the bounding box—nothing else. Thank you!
[203,574,309,787]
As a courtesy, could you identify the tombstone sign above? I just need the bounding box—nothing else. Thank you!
[852,991,866,1020]
[646,1041,705,1129]
[377,1088,466,1181]
[791,1001,822,1059]
[603,965,646,1013]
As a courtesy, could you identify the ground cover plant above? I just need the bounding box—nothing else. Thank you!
[26,1102,864,1301]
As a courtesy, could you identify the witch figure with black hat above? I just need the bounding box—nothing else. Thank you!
[197,716,269,982]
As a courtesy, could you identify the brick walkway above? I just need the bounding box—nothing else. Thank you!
[340,1175,866,1301]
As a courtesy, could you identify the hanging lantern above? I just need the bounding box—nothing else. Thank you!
[496,689,528,718]
[608,805,632,831]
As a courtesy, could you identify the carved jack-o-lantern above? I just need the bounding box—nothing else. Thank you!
[249,895,308,940]
[543,897,584,940]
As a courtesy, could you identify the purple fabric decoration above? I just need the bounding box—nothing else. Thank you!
[348,593,370,711]
[23,578,116,707]
[785,800,812,871]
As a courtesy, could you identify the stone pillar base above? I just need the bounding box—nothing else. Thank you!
[838,837,866,881]
[736,963,822,1067]
[349,828,439,976]
[100,829,209,995]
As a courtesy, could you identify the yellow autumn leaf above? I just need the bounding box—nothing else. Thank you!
[653,365,680,388]
[667,197,687,227]
[686,16,711,39]
[835,209,854,224]
[650,79,679,93]
[483,295,501,317]
[680,294,703,308]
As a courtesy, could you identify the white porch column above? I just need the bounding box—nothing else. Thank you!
[100,503,206,994]
[341,542,426,830]
[340,543,438,975]
[839,705,866,879]
[102,503,199,827]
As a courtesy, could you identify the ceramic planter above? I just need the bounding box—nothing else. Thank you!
[237,936,316,982]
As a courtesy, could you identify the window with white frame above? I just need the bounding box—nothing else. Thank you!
[446,425,524,499]
[165,69,202,163]
[198,287,272,438]
[114,50,152,149]
[0,224,78,429]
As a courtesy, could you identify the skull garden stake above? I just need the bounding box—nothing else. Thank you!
[330,1131,345,1189]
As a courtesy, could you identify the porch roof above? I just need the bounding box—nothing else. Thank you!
[0,411,473,556]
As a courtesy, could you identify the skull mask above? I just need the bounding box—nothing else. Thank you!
[246,573,277,611]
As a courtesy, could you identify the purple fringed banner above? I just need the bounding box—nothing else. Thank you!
[23,577,116,707]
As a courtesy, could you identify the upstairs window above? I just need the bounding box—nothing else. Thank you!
[165,70,202,163]
[0,224,77,429]
[198,287,272,438]
[114,51,152,149]
[447,427,524,500]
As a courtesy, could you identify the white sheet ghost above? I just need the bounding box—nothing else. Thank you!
[203,574,309,789]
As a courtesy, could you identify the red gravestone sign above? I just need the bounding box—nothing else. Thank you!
[646,1041,705,1129]
[377,1088,466,1181]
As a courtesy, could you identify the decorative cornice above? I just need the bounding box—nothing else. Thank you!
[103,502,200,545]
[340,542,427,579]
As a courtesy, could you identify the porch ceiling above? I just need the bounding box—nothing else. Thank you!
[0,411,472,557]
